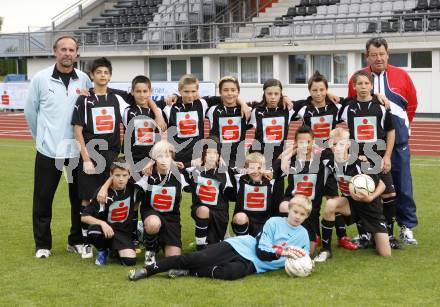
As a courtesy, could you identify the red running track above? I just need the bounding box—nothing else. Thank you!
[1,111,439,156]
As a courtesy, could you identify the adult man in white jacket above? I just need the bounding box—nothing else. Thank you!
[25,35,92,258]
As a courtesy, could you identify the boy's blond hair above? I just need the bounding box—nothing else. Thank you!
[288,196,312,216]
[245,152,266,168]
[329,127,350,141]
[178,74,199,90]
[150,141,176,160]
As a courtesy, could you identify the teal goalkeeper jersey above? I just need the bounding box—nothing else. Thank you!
[225,217,310,273]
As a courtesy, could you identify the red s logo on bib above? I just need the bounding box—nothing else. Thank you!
[179,113,197,135]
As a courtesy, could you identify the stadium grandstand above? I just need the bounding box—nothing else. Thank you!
[0,0,439,115]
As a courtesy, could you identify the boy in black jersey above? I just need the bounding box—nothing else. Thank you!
[314,128,391,262]
[293,72,356,250]
[186,137,234,250]
[123,75,165,169]
[338,70,400,249]
[81,157,142,266]
[136,141,189,268]
[72,57,129,259]
[162,74,209,167]
[278,125,332,254]
[232,152,274,237]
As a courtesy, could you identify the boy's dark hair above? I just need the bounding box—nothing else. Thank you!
[90,57,112,74]
[352,70,374,86]
[261,78,284,108]
[219,76,240,92]
[201,136,221,166]
[110,156,130,173]
[131,75,152,91]
[366,37,388,54]
[295,125,314,140]
[307,71,328,90]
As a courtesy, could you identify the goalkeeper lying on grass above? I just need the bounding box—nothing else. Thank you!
[128,196,312,281]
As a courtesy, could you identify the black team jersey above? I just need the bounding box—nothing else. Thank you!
[326,158,384,216]
[122,104,163,162]
[283,152,330,209]
[185,166,234,212]
[163,98,208,165]
[234,174,273,222]
[82,181,142,233]
[206,103,247,167]
[136,170,189,221]
[293,97,346,144]
[249,105,294,164]
[71,89,128,153]
[338,96,394,156]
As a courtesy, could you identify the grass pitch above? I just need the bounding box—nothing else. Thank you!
[0,139,439,306]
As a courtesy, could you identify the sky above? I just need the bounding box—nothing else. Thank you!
[0,0,78,33]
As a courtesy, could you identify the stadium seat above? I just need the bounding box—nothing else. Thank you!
[338,4,349,15]
[380,20,392,32]
[428,17,440,30]
[359,3,370,14]
[365,22,377,33]
[370,2,381,13]
[431,0,440,9]
[393,1,405,11]
[415,18,424,31]
[319,0,329,5]
[307,6,318,15]
[310,0,319,6]
[416,0,429,10]
[297,6,307,16]
[300,0,310,6]
[404,19,416,31]
[256,27,270,38]
[348,4,359,15]
[283,7,297,18]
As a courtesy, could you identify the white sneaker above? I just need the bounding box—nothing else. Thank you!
[81,244,94,259]
[168,269,190,278]
[144,250,156,266]
[66,244,84,254]
[400,226,418,245]
[313,250,332,263]
[35,249,51,259]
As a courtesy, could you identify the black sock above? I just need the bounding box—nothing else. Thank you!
[321,219,335,251]
[80,206,90,245]
[356,222,371,241]
[335,214,347,239]
[131,210,139,241]
[195,218,209,248]
[382,196,397,237]
[143,233,159,252]
[232,222,249,236]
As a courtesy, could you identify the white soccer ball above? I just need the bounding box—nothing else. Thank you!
[284,254,313,278]
[349,174,376,197]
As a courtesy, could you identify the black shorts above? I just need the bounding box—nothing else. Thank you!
[271,179,285,216]
[232,211,268,237]
[78,150,118,201]
[110,230,135,251]
[347,197,387,234]
[143,210,182,248]
[380,171,395,194]
[248,218,266,237]
[191,205,229,244]
[323,175,339,197]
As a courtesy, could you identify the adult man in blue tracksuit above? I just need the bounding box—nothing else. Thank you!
[25,35,92,258]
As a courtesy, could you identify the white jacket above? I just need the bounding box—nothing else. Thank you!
[25,65,92,158]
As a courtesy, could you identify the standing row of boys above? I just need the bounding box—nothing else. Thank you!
[73,56,402,278]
